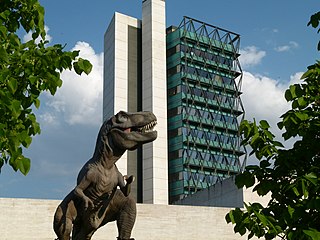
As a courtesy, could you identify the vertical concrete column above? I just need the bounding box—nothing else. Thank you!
[142,0,168,204]
[103,13,141,176]
[103,15,116,122]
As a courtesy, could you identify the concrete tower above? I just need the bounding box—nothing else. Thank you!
[103,12,142,201]
[141,0,168,204]
[103,0,168,204]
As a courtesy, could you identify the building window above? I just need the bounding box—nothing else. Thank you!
[168,65,181,77]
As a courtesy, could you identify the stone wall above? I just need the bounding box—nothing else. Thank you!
[0,192,267,240]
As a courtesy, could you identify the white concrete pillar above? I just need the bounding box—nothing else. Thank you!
[103,12,141,175]
[142,0,168,204]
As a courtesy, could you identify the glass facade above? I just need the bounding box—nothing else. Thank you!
[166,17,246,203]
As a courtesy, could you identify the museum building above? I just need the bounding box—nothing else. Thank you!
[103,0,246,205]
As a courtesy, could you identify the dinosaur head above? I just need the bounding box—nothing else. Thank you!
[105,111,157,151]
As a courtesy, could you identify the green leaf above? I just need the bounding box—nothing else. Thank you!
[260,120,270,129]
[301,179,308,198]
[82,59,93,74]
[8,33,21,46]
[0,25,7,38]
[225,212,232,223]
[254,211,269,227]
[234,222,247,236]
[294,112,308,121]
[29,75,38,84]
[250,133,261,146]
[277,121,284,130]
[245,165,259,171]
[0,157,4,172]
[303,228,320,239]
[0,46,8,62]
[73,61,82,75]
[19,157,31,175]
[288,231,294,240]
[226,208,243,224]
[8,78,18,94]
[56,78,63,88]
[34,3,45,39]
[273,141,284,148]
[10,100,21,118]
[292,187,300,196]
[20,130,32,148]
[73,58,92,75]
[301,68,312,80]
[264,130,274,141]
[254,182,272,196]
[285,89,293,101]
[289,85,297,99]
[297,97,308,108]
[288,205,294,217]
[235,171,255,188]
[34,98,40,109]
[292,100,299,109]
[23,136,32,148]
[307,199,320,209]
[308,12,320,28]
[304,173,318,185]
[260,160,271,168]
[248,231,254,239]
[290,115,298,124]
[16,156,31,175]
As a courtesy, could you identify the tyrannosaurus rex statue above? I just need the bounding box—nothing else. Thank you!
[53,111,157,240]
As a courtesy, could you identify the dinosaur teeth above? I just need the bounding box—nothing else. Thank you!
[138,120,157,133]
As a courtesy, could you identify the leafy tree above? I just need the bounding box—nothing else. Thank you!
[0,0,92,175]
[226,12,320,240]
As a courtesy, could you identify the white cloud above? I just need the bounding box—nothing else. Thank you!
[241,71,303,140]
[289,71,304,85]
[43,41,104,126]
[23,25,52,43]
[242,72,288,125]
[239,46,266,69]
[39,112,57,125]
[274,41,299,52]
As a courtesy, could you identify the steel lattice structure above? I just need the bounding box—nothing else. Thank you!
[166,16,247,203]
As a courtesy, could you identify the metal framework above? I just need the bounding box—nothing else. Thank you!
[167,16,247,203]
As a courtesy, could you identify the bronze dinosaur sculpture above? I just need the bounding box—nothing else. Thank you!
[53,111,157,240]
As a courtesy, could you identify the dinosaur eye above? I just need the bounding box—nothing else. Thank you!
[116,111,128,123]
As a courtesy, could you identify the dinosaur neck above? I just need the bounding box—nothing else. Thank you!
[92,132,125,169]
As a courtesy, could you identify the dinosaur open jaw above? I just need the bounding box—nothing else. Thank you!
[137,120,157,133]
[124,120,157,134]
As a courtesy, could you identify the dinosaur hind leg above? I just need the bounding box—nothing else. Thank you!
[54,192,78,240]
[53,212,73,240]
[116,197,137,240]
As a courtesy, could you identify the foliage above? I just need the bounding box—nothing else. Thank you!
[226,12,320,240]
[0,0,92,175]
[308,11,320,51]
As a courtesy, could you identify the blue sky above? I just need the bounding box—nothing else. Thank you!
[0,1,319,200]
